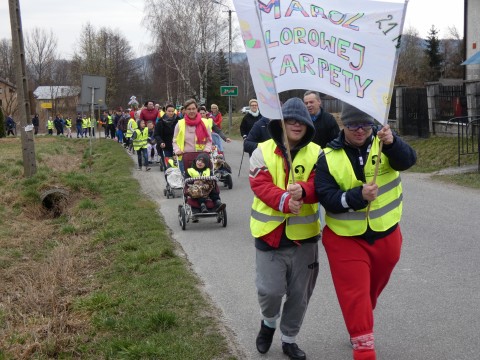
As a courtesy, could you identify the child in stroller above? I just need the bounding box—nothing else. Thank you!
[212,146,233,189]
[185,153,226,213]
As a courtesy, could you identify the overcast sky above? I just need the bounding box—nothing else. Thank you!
[0,0,465,59]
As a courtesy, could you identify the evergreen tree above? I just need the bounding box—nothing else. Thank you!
[0,107,6,138]
[424,25,443,81]
[206,49,229,113]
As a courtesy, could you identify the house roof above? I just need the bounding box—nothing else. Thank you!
[33,86,80,100]
[0,77,16,89]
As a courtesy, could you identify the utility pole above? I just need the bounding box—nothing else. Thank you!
[9,0,37,177]
[228,8,233,135]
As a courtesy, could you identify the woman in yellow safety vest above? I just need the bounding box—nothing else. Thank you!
[172,98,212,173]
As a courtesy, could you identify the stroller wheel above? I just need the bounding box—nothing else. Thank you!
[178,206,186,230]
[226,174,233,190]
[221,208,227,227]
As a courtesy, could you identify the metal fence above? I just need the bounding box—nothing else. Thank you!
[445,116,480,170]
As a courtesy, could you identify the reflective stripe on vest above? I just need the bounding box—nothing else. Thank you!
[133,128,149,150]
[250,139,321,240]
[324,137,403,236]
[126,119,137,138]
[174,119,212,160]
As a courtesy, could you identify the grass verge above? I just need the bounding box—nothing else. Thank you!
[0,136,237,359]
[407,136,480,188]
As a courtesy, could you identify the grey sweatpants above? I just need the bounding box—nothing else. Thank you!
[255,242,319,338]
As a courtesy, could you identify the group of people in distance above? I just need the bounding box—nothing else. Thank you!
[244,91,416,360]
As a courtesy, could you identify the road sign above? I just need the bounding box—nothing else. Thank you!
[40,102,52,109]
[220,86,238,97]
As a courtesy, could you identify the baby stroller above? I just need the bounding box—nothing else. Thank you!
[212,146,233,189]
[177,151,227,230]
[163,155,183,199]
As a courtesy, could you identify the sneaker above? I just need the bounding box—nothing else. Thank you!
[192,217,199,223]
[137,167,142,171]
[200,203,208,213]
[282,342,306,360]
[145,167,151,171]
[256,321,275,354]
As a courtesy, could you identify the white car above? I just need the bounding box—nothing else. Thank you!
[240,106,250,114]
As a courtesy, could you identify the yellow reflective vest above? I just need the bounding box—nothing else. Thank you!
[65,119,71,128]
[187,167,211,177]
[126,118,138,138]
[107,115,113,124]
[324,136,403,236]
[47,120,54,130]
[250,139,321,240]
[132,127,149,150]
[82,118,89,129]
[174,118,212,159]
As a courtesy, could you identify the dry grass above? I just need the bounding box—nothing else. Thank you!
[0,138,102,359]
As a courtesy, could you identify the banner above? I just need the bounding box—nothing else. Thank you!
[233,0,408,124]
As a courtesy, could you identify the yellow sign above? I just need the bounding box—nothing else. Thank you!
[40,102,52,109]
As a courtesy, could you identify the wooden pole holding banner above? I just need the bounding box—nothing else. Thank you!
[365,140,383,218]
[254,4,296,184]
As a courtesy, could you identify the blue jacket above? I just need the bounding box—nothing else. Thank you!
[243,116,270,156]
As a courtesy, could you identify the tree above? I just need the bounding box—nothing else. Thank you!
[441,26,464,79]
[207,49,228,112]
[71,24,141,108]
[0,38,15,82]
[395,27,428,86]
[424,25,443,81]
[25,28,58,87]
[145,0,228,104]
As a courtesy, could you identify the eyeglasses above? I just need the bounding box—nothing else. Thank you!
[285,119,305,126]
[345,123,375,131]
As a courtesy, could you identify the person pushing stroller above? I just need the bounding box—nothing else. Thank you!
[185,153,226,213]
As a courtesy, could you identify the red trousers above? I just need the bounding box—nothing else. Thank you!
[322,225,402,338]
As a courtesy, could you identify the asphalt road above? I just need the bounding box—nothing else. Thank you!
[133,139,480,360]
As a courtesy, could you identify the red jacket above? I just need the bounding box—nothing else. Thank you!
[249,145,318,247]
[208,112,223,129]
[140,108,159,125]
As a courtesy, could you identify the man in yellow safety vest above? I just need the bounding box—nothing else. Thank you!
[314,103,417,360]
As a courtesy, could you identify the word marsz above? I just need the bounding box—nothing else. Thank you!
[259,0,364,32]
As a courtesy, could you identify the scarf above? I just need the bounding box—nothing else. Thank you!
[185,113,211,145]
[248,109,260,117]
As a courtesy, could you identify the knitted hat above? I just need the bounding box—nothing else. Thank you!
[282,97,311,126]
[268,97,316,148]
[341,102,375,125]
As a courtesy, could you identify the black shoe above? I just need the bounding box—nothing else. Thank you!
[282,342,306,360]
[200,203,208,213]
[256,321,275,354]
